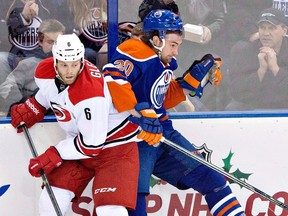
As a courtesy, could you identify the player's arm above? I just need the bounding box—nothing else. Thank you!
[105,79,163,145]
[103,63,138,112]
[24,96,109,177]
[163,79,187,110]
[28,80,110,177]
[103,64,162,145]
[103,74,162,146]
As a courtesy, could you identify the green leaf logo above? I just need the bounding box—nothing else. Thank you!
[150,176,160,188]
[222,150,252,187]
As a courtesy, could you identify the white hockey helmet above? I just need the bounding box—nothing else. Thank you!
[52,33,85,65]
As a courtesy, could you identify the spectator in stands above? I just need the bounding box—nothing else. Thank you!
[0,0,13,52]
[0,0,75,86]
[224,0,272,55]
[138,0,179,21]
[5,0,75,32]
[218,0,273,112]
[6,0,42,70]
[0,19,65,116]
[178,0,225,59]
[67,0,138,68]
[225,7,288,110]
[273,0,288,18]
[0,0,42,85]
[67,0,108,65]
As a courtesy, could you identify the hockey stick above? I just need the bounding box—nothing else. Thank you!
[19,122,63,216]
[160,137,288,210]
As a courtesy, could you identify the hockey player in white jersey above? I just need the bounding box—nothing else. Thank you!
[10,33,159,216]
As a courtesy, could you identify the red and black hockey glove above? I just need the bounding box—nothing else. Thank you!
[29,146,62,177]
[10,97,46,133]
[177,54,222,98]
[129,102,163,145]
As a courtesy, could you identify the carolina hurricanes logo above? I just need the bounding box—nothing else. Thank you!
[150,69,173,109]
[50,102,72,122]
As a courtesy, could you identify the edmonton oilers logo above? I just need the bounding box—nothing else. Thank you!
[154,10,163,18]
[9,17,41,50]
[81,7,108,43]
[150,70,173,109]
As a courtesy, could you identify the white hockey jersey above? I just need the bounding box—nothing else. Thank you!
[34,57,139,159]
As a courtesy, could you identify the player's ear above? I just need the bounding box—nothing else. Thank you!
[152,35,162,48]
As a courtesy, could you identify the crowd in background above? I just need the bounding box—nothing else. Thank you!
[0,0,288,116]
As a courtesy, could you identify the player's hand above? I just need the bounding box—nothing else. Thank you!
[129,102,162,145]
[29,146,62,177]
[136,130,163,146]
[177,54,217,98]
[11,97,46,133]
[208,58,222,86]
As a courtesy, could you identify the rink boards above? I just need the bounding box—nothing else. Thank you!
[1,112,288,216]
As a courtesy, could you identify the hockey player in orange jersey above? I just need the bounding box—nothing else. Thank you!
[103,9,245,216]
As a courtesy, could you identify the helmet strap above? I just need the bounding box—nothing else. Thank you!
[149,38,166,56]
[54,58,85,84]
[54,59,64,83]
[79,59,85,73]
[54,66,65,83]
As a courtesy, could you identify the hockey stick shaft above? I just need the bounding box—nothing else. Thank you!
[160,137,288,210]
[20,122,63,216]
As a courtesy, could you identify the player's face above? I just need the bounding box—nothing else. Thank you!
[56,60,82,85]
[258,22,287,49]
[160,33,182,63]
